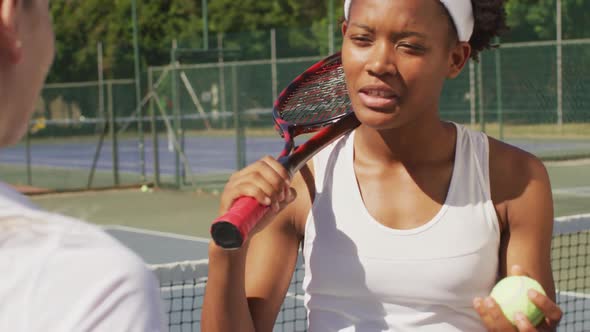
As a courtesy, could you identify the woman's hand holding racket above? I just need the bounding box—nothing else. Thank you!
[217,156,297,235]
[210,53,360,249]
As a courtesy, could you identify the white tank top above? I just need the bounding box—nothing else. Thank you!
[302,123,500,331]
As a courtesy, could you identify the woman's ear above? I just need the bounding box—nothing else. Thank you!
[0,0,22,64]
[341,20,348,38]
[447,42,471,79]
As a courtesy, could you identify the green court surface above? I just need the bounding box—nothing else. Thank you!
[546,162,590,188]
[1,163,230,196]
[32,189,220,238]
[0,164,143,191]
[29,160,590,239]
[547,162,590,217]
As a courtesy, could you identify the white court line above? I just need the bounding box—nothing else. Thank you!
[102,224,210,243]
[552,186,590,197]
[556,213,590,220]
[555,213,590,223]
[284,292,305,302]
[545,158,590,167]
[558,290,590,300]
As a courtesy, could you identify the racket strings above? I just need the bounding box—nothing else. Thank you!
[279,63,350,125]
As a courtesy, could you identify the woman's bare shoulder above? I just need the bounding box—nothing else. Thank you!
[487,136,551,224]
[488,136,549,184]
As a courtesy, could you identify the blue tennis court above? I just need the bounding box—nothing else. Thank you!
[0,136,281,175]
[1,136,589,176]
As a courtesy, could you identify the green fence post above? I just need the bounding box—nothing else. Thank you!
[202,0,208,50]
[232,64,246,170]
[477,55,485,133]
[148,68,160,187]
[271,29,278,101]
[469,60,476,127]
[217,32,227,130]
[131,0,145,181]
[556,0,563,131]
[328,0,335,54]
[494,38,503,140]
[171,41,181,188]
[26,127,32,185]
[108,81,120,185]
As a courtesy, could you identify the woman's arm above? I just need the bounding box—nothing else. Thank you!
[475,141,562,331]
[502,155,555,300]
[202,160,311,332]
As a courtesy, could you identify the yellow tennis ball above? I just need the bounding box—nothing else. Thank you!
[490,276,546,326]
[141,185,149,193]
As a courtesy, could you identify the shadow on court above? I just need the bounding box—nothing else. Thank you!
[104,226,210,264]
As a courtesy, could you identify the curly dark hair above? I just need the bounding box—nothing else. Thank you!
[469,0,509,60]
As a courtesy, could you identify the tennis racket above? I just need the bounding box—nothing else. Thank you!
[210,52,360,249]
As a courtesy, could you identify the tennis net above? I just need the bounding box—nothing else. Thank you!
[149,214,590,332]
[150,257,306,332]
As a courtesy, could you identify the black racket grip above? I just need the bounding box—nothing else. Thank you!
[210,196,270,249]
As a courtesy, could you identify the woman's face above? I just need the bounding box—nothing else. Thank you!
[0,0,55,146]
[341,0,468,130]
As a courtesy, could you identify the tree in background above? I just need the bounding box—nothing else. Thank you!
[48,0,589,83]
[505,0,590,41]
[50,0,201,82]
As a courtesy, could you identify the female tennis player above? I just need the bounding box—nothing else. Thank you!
[203,0,563,331]
[0,1,165,330]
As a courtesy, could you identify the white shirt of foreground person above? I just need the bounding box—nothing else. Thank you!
[0,182,166,332]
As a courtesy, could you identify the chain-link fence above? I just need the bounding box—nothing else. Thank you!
[2,28,589,192]
[149,31,590,190]
[0,79,146,192]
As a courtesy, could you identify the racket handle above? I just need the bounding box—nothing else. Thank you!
[210,197,270,249]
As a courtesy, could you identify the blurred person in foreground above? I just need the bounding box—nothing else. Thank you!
[202,0,563,331]
[0,0,165,330]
